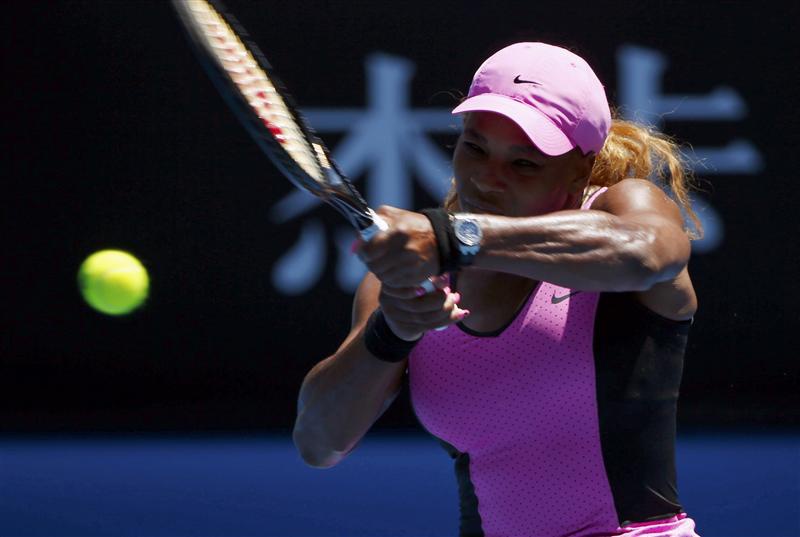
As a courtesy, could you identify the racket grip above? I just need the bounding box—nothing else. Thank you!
[359,210,389,242]
[360,209,443,320]
[361,211,438,295]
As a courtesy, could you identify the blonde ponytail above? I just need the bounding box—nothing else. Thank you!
[590,117,703,239]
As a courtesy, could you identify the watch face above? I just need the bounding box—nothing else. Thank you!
[455,219,481,246]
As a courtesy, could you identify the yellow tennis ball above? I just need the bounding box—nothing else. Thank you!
[78,249,150,316]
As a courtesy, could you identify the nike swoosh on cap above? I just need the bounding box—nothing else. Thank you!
[551,291,581,304]
[513,75,540,85]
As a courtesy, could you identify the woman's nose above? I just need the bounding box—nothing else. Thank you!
[471,164,506,193]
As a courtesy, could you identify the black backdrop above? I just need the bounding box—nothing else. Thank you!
[3,1,798,433]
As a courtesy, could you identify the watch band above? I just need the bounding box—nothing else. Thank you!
[421,208,459,274]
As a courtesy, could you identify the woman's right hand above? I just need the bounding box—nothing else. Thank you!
[377,276,470,341]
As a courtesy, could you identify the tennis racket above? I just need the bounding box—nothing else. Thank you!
[172,0,388,241]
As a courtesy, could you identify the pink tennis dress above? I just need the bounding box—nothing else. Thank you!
[408,188,699,537]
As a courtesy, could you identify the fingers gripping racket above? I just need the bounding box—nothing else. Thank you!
[172,0,388,241]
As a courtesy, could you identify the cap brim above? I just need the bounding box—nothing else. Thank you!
[452,94,575,156]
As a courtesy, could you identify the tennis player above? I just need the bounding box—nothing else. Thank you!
[293,42,701,537]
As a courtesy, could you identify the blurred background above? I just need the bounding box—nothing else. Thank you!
[2,1,798,536]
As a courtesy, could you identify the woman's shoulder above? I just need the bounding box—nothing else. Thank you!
[591,179,697,321]
[590,178,680,217]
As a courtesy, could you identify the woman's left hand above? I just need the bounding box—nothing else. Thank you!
[355,205,440,289]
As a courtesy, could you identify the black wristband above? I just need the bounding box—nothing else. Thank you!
[364,309,420,363]
[421,207,459,274]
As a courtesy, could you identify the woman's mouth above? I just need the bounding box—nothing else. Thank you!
[461,197,502,215]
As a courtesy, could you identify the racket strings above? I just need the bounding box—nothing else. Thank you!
[185,0,324,183]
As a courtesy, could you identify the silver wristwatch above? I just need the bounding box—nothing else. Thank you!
[451,213,482,266]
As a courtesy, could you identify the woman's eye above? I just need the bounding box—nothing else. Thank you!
[463,141,485,154]
[514,159,539,169]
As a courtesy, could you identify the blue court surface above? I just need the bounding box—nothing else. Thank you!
[1,431,798,537]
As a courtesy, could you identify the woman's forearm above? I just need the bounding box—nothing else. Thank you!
[472,210,688,291]
[292,330,406,468]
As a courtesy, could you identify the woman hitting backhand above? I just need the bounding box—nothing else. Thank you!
[293,42,702,537]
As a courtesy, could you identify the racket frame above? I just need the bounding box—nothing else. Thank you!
[172,0,387,240]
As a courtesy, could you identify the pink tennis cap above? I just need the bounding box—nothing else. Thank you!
[452,42,611,156]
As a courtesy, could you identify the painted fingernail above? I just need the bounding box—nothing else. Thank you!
[443,286,452,295]
[458,309,471,319]
[453,292,461,304]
